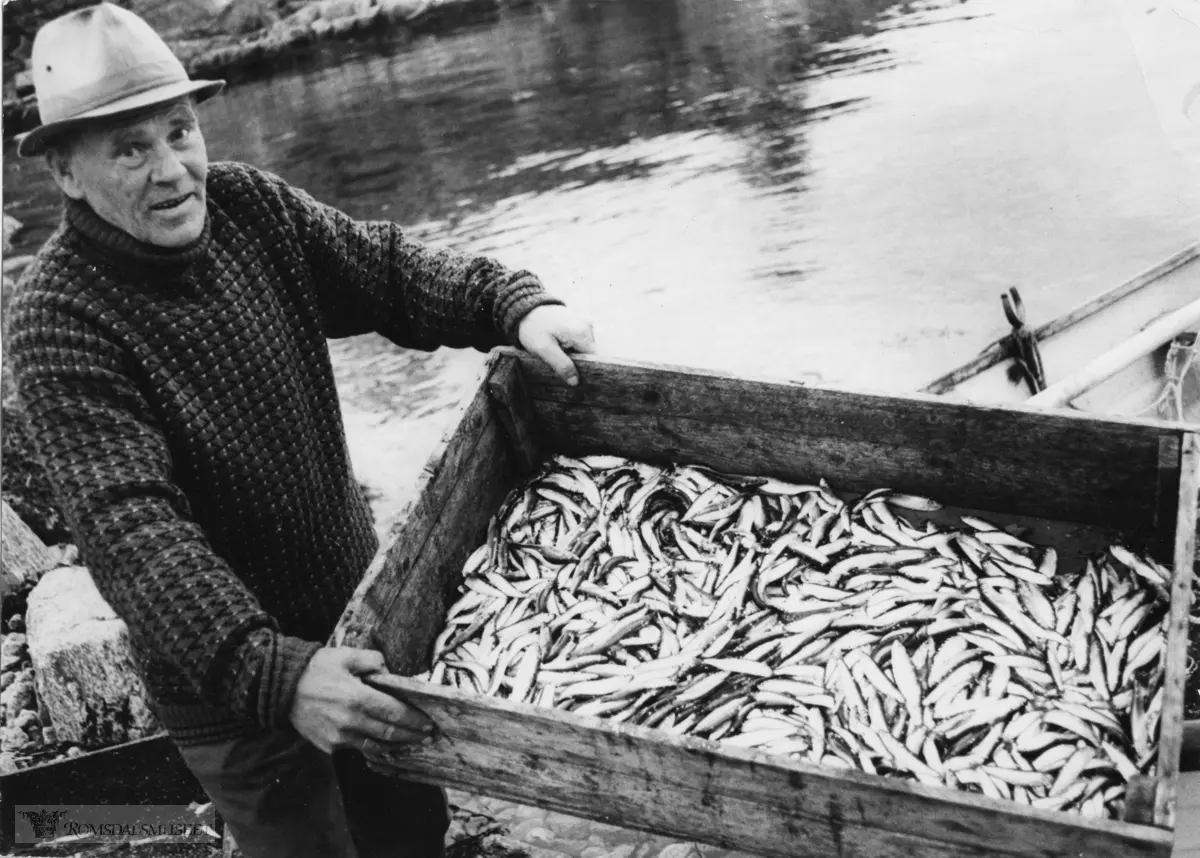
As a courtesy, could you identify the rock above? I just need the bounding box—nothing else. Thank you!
[657,844,703,858]
[510,816,552,841]
[580,848,608,858]
[45,545,80,569]
[0,651,23,673]
[0,671,14,692]
[379,0,429,19]
[13,709,39,733]
[42,726,56,746]
[26,566,160,748]
[0,751,15,774]
[1,724,33,752]
[66,745,83,758]
[330,15,358,36]
[2,500,57,601]
[524,827,557,846]
[311,19,332,37]
[2,633,27,656]
[548,816,595,840]
[1,675,36,719]
[8,614,25,633]
[284,4,322,28]
[603,845,636,858]
[319,0,361,20]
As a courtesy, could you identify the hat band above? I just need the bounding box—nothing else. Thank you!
[39,59,189,123]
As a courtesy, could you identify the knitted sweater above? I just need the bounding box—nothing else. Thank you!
[7,161,561,746]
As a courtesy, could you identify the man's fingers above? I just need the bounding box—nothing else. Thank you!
[532,338,580,387]
[342,649,387,676]
[355,717,431,748]
[358,685,435,734]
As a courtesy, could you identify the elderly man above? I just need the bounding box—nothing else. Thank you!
[6,4,594,857]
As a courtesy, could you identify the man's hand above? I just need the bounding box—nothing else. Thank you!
[517,305,596,386]
[288,647,434,755]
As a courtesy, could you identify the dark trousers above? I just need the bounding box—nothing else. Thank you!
[177,728,450,858]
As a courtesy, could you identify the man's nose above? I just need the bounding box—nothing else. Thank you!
[149,143,188,185]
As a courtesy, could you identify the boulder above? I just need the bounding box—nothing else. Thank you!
[1,725,33,753]
[26,566,160,748]
[2,500,58,601]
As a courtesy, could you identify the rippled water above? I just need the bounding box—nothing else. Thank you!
[5,0,1199,537]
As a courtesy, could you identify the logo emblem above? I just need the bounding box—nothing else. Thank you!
[18,808,70,838]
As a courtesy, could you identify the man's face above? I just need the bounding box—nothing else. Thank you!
[51,99,208,248]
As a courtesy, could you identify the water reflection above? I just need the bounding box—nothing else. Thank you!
[5,0,1199,539]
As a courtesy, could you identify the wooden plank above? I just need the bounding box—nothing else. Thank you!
[486,357,543,477]
[511,351,1174,534]
[1184,721,1200,773]
[1155,433,1200,828]
[1124,776,1159,826]
[1157,436,1184,564]
[333,353,517,671]
[363,675,1173,858]
[532,402,1163,545]
[921,242,1200,395]
[1174,772,1200,856]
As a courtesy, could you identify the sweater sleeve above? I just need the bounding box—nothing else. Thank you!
[253,166,564,348]
[8,297,320,731]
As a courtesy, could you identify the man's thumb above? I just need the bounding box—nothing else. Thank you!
[342,648,387,676]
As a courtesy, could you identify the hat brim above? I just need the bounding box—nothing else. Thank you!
[16,78,225,158]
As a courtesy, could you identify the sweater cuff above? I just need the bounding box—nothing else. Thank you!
[258,634,323,731]
[496,275,566,345]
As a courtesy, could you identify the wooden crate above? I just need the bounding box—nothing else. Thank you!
[333,349,1198,858]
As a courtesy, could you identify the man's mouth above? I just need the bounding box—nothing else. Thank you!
[150,193,194,212]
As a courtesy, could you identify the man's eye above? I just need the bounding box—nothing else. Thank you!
[116,143,145,159]
[171,127,192,143]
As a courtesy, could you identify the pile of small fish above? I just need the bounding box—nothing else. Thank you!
[422,454,1173,820]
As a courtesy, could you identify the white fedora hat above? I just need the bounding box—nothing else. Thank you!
[16,3,225,158]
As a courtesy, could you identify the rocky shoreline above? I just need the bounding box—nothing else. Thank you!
[2,0,536,140]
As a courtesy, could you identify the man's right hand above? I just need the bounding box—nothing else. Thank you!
[288,647,434,755]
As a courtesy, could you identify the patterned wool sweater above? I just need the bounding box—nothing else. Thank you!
[7,161,560,746]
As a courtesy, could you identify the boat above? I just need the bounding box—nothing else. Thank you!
[921,244,1200,777]
[921,243,1200,423]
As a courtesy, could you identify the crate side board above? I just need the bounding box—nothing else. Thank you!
[365,675,1172,858]
[333,355,524,673]
[513,351,1179,540]
[1154,432,1200,827]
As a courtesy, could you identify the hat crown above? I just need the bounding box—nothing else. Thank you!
[30,3,187,125]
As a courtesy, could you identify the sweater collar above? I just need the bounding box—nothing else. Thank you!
[64,196,211,280]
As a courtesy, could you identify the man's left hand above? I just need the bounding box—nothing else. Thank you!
[517,305,596,386]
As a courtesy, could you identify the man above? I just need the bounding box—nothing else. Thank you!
[6,4,595,857]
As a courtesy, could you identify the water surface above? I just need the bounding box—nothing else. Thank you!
[5,0,1198,537]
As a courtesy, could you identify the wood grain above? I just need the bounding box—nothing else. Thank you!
[332,354,519,672]
[508,350,1175,536]
[364,675,1173,858]
[1153,432,1199,828]
[487,357,543,477]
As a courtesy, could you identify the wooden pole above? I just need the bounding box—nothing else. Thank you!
[1025,298,1200,409]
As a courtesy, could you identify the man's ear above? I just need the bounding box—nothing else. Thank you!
[44,145,85,201]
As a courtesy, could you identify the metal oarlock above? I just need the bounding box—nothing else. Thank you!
[1002,288,1047,395]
